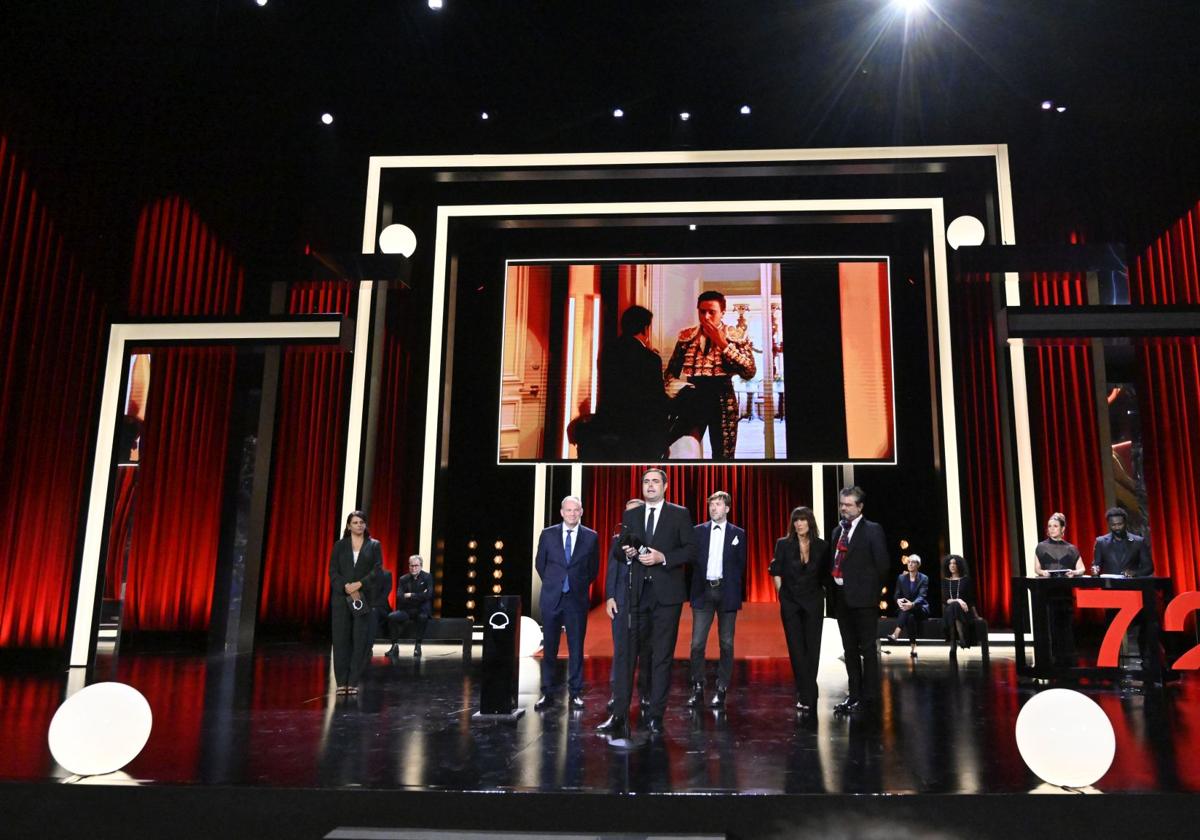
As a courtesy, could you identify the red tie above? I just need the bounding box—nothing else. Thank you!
[833,522,850,581]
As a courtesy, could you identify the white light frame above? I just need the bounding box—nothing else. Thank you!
[69,316,349,667]
[360,144,1027,604]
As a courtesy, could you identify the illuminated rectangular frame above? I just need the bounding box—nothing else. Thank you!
[361,145,1035,602]
[69,316,350,667]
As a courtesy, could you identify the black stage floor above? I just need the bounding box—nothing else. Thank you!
[3,632,1198,838]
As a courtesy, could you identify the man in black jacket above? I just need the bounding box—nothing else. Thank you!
[591,305,668,461]
[387,555,433,658]
[598,468,696,737]
[829,486,890,716]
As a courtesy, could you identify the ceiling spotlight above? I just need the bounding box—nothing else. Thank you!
[739,105,751,115]
[1056,105,1067,113]
[428,0,444,8]
[320,113,333,125]
[480,111,489,120]
[679,111,690,121]
[613,108,624,118]
[255,0,268,6]
[1041,100,1053,110]
[688,224,697,231]
[894,0,927,14]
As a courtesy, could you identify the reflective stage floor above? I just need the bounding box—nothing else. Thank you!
[3,626,1199,838]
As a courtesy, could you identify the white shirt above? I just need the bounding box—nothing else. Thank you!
[644,502,664,533]
[706,523,725,580]
[562,526,575,554]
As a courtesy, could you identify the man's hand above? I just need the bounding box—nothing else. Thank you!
[623,545,639,559]
[606,598,619,619]
[638,548,666,566]
[699,319,727,349]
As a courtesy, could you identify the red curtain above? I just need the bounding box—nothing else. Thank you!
[584,464,815,605]
[950,274,1014,625]
[1025,271,1107,557]
[122,198,244,632]
[1132,199,1200,593]
[104,466,138,601]
[0,136,106,648]
[258,280,353,626]
[366,327,418,612]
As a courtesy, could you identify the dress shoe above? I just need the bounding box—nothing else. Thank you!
[606,697,615,713]
[596,714,626,735]
[414,643,422,657]
[833,698,859,716]
[685,682,704,708]
[534,694,553,711]
[569,694,585,710]
[709,687,727,708]
[645,716,665,734]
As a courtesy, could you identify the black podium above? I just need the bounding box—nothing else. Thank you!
[473,595,524,720]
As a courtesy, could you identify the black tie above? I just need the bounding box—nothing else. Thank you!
[646,507,657,544]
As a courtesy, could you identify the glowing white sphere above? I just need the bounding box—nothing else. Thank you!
[320,113,334,126]
[48,682,152,777]
[946,215,986,250]
[518,615,543,657]
[378,223,418,258]
[1015,689,1115,788]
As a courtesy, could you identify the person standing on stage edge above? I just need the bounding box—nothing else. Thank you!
[598,468,696,737]
[534,495,600,711]
[686,490,746,709]
[329,510,382,695]
[829,486,890,717]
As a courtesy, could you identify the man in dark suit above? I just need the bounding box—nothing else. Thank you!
[534,495,600,710]
[829,486,890,716]
[591,305,668,461]
[1092,507,1153,577]
[686,490,746,708]
[604,498,650,712]
[386,555,433,658]
[598,468,696,737]
[1092,506,1155,664]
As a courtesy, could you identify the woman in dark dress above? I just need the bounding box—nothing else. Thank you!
[770,506,831,716]
[889,554,929,657]
[1033,512,1086,577]
[329,510,383,695]
[941,554,976,656]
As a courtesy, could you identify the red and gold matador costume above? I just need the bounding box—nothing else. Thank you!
[664,322,756,459]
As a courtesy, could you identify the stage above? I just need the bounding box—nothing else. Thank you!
[3,624,1199,838]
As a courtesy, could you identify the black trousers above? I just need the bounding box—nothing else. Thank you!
[895,605,928,643]
[331,599,373,687]
[780,593,824,706]
[611,594,683,719]
[834,586,880,703]
[540,596,588,695]
[609,609,652,700]
[688,585,738,688]
[387,610,428,643]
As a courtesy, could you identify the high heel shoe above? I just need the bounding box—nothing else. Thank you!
[910,646,918,658]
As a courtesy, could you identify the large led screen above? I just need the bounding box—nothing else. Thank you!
[497,258,895,465]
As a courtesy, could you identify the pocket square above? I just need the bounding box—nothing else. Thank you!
[731,536,740,545]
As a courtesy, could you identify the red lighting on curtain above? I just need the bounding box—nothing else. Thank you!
[258,280,353,626]
[122,198,244,632]
[0,136,105,648]
[585,464,815,605]
[950,274,1014,625]
[1132,199,1200,594]
[1025,271,1107,561]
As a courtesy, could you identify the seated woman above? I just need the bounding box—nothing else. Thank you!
[889,554,929,657]
[1033,512,1086,577]
[942,554,977,656]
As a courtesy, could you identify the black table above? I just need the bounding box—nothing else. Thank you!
[1012,575,1172,682]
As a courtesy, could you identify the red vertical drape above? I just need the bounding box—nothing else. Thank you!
[258,280,352,626]
[367,327,418,612]
[122,198,243,632]
[104,465,139,601]
[1025,270,1107,555]
[1131,199,1200,593]
[0,136,106,648]
[584,464,815,605]
[950,274,1014,625]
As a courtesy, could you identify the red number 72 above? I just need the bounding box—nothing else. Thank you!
[1074,589,1142,667]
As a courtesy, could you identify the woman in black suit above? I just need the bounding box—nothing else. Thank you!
[942,553,976,657]
[889,554,930,658]
[329,510,382,694]
[770,506,831,716]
